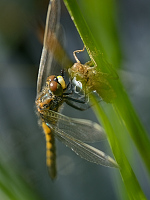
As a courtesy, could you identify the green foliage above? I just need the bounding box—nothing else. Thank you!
[63,0,150,199]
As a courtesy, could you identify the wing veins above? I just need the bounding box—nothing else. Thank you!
[53,126,118,168]
[41,109,106,142]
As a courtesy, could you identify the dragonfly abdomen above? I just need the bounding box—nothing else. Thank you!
[42,121,56,180]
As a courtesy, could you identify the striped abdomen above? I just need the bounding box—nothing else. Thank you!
[42,121,56,180]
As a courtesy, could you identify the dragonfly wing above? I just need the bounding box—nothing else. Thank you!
[37,0,61,95]
[58,117,106,142]
[36,0,73,96]
[40,109,106,142]
[53,126,118,168]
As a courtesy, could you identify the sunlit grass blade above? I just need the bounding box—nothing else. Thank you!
[63,0,150,171]
[91,97,147,200]
[113,83,150,172]
[63,0,150,199]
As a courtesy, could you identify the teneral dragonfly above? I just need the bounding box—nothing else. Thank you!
[35,0,118,180]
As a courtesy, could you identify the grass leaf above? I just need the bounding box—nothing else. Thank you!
[63,0,150,199]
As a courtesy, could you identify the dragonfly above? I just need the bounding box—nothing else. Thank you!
[35,0,118,180]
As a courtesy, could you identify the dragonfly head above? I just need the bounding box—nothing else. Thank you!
[46,75,67,96]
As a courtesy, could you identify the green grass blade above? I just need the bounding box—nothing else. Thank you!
[92,97,147,200]
[63,0,150,199]
[63,0,150,172]
[113,85,150,172]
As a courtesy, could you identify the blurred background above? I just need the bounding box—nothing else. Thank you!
[0,0,150,199]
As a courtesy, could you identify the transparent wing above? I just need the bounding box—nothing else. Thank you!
[40,110,118,167]
[53,126,118,168]
[37,0,61,95]
[36,0,73,96]
[40,109,106,143]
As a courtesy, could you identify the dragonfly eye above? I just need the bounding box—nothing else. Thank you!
[49,81,58,92]
[47,75,66,96]
[47,75,56,82]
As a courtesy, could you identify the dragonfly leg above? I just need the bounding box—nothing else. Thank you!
[65,98,91,111]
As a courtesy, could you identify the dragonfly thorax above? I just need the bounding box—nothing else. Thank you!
[36,90,63,113]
